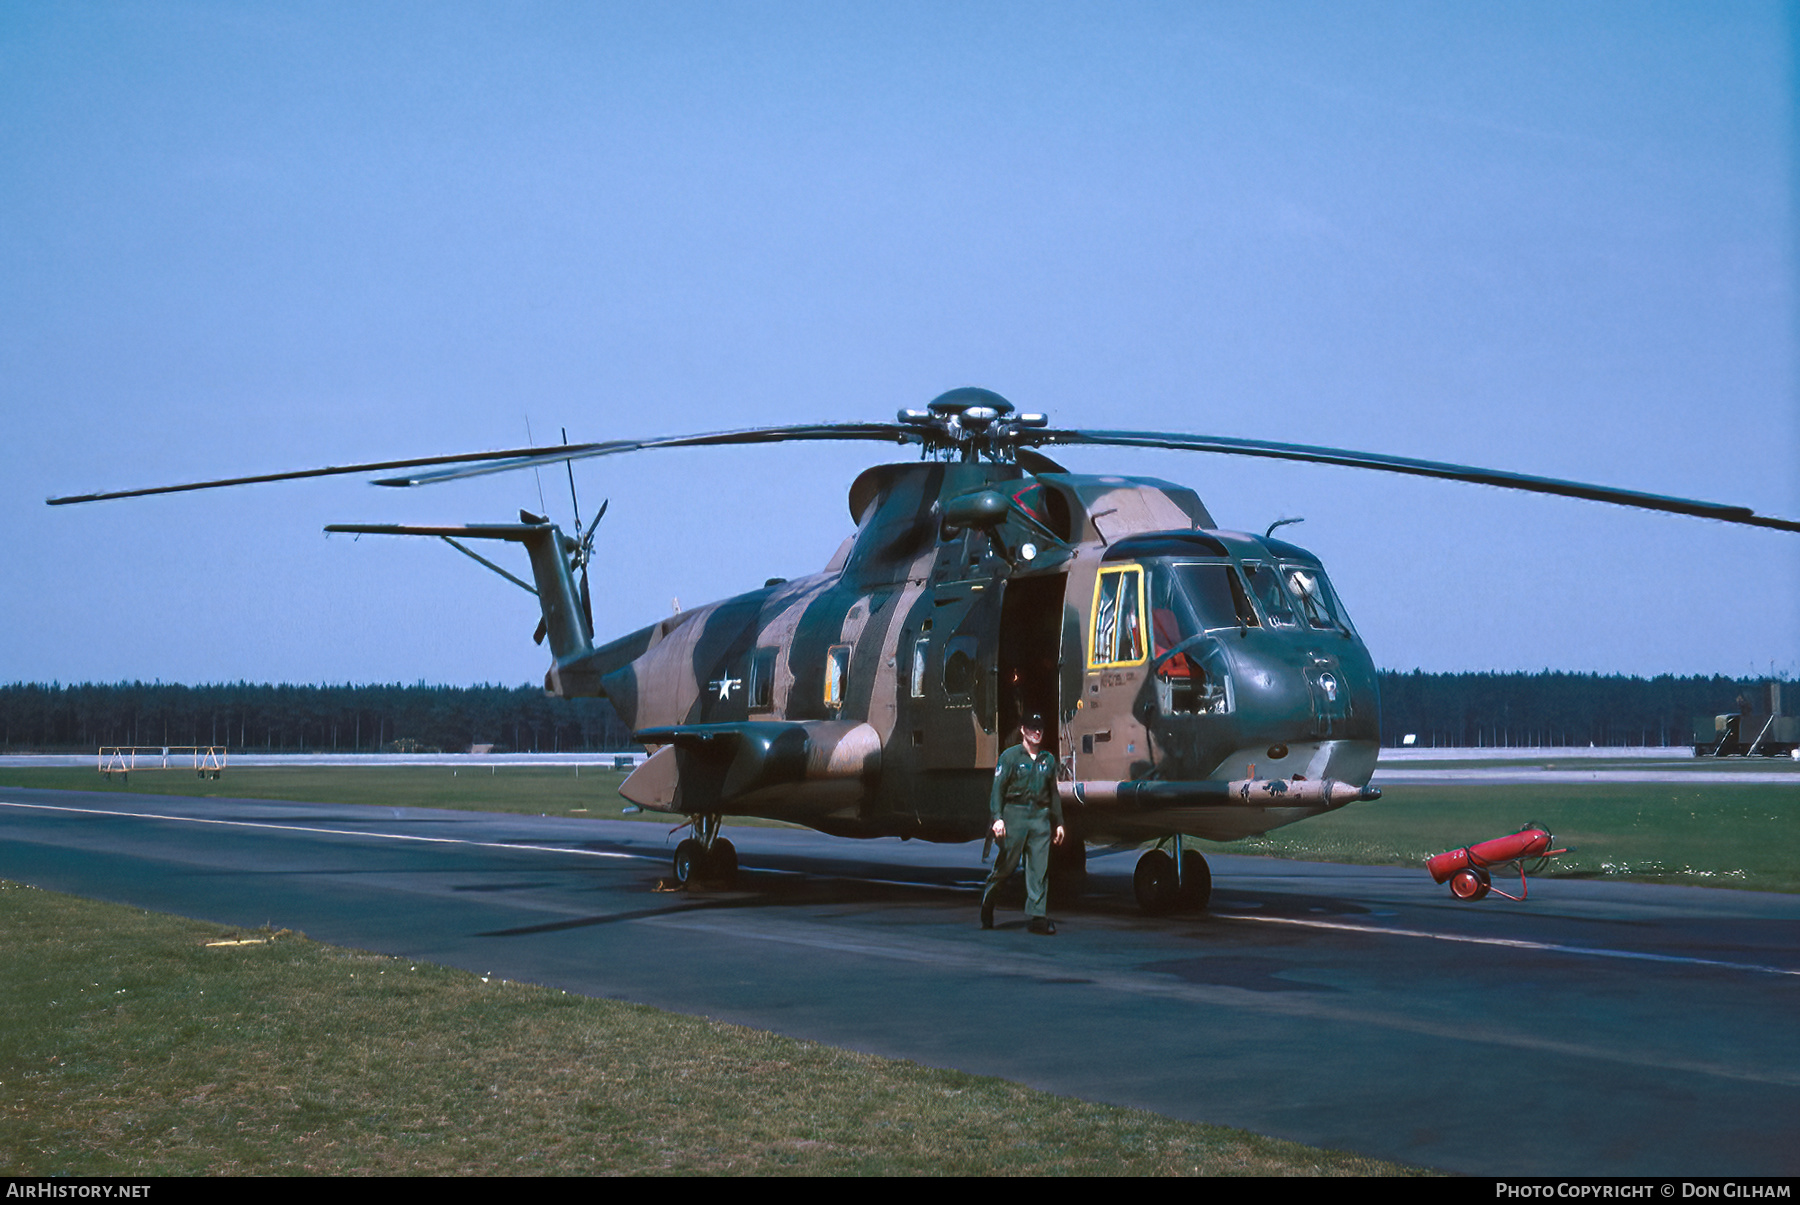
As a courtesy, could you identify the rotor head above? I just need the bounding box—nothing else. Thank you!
[896,387,1049,461]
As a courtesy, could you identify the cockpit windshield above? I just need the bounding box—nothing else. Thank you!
[1239,562,1298,628]
[1280,564,1356,634]
[1151,562,1258,641]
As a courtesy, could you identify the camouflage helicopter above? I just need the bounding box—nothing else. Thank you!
[49,387,1800,914]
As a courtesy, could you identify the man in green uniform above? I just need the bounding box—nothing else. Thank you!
[980,713,1066,935]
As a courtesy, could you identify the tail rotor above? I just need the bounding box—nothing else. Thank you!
[574,499,607,640]
[561,427,604,641]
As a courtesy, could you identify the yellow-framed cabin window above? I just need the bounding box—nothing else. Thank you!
[1089,564,1148,669]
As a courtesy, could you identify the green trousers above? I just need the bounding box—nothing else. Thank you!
[982,803,1053,919]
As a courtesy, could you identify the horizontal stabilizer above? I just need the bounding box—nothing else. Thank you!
[326,520,596,688]
[325,522,555,541]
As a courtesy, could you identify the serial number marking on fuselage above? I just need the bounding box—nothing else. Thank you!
[1216,912,1800,978]
[0,800,647,860]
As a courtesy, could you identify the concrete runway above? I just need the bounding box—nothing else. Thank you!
[2,785,1797,1176]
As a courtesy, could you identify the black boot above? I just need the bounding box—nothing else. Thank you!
[1028,917,1056,936]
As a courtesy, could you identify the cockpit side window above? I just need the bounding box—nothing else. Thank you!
[1143,565,1238,716]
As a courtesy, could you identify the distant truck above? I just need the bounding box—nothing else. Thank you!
[1693,682,1799,757]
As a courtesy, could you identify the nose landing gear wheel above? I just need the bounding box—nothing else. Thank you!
[1134,850,1179,915]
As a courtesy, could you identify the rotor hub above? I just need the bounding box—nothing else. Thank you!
[898,388,1047,462]
[925,387,1015,418]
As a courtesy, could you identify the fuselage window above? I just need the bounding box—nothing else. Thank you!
[942,635,979,702]
[910,637,929,699]
[824,644,851,710]
[749,647,777,711]
[1090,565,1147,668]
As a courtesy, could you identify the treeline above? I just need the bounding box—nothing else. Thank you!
[0,682,633,754]
[1376,671,1769,748]
[0,673,1775,754]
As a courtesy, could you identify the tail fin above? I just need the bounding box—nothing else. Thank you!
[325,517,603,695]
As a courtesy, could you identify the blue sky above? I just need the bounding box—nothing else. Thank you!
[3,2,1795,686]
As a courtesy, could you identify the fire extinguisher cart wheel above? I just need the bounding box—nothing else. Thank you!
[1449,865,1491,900]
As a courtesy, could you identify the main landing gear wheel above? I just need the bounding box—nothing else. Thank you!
[707,837,739,888]
[1450,865,1491,900]
[672,839,706,887]
[673,814,740,889]
[1134,850,1179,915]
[1178,850,1212,911]
[672,835,738,889]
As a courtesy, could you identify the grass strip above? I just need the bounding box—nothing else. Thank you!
[0,764,804,832]
[0,765,690,823]
[1390,757,1800,774]
[0,881,1419,1177]
[1216,782,1800,893]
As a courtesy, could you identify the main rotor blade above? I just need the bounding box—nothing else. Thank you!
[1037,428,1800,534]
[46,423,915,505]
[368,423,914,488]
[47,445,595,506]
